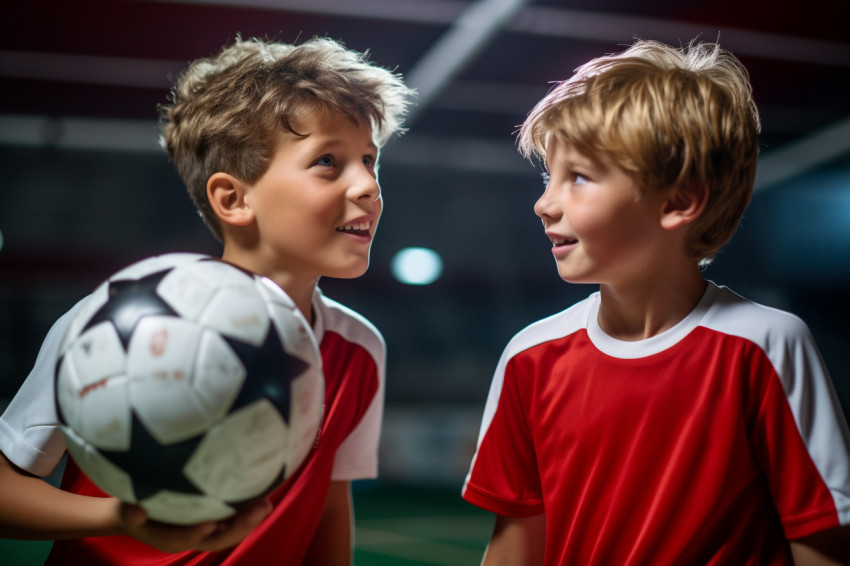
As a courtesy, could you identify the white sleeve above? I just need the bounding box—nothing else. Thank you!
[0,299,87,477]
[776,322,850,525]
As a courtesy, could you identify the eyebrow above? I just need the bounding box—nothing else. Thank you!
[550,151,601,172]
[309,137,378,155]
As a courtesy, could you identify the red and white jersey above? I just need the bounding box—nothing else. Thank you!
[463,282,850,565]
[0,288,385,565]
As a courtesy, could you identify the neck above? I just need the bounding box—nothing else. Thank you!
[597,265,707,342]
[220,248,318,326]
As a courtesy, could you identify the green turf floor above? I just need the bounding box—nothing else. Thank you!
[352,483,492,565]
[0,483,493,565]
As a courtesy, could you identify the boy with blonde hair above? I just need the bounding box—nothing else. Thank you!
[463,39,850,564]
[0,36,413,565]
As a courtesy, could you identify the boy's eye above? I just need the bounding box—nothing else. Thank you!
[315,155,334,167]
[541,171,551,186]
[363,155,375,168]
[573,173,589,185]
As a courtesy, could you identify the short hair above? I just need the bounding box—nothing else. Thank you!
[518,39,761,265]
[160,36,414,240]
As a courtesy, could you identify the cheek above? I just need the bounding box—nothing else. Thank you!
[305,194,344,224]
[571,203,645,249]
[375,197,384,221]
[567,203,609,237]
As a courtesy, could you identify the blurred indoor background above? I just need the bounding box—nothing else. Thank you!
[2,0,849,562]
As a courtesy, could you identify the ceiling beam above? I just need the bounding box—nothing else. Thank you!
[151,0,850,67]
[143,0,467,24]
[510,7,850,68]
[401,0,530,123]
[754,115,850,192]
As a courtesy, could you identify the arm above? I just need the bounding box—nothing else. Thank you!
[0,451,271,552]
[481,513,546,566]
[0,451,122,540]
[302,480,353,566]
[789,525,850,565]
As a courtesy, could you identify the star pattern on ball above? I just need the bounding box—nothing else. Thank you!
[225,322,308,426]
[99,412,204,501]
[53,255,324,525]
[85,270,178,349]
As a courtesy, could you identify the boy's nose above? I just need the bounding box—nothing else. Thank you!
[350,170,381,202]
[534,184,559,220]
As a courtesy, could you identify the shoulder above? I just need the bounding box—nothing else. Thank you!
[313,289,385,358]
[701,283,824,389]
[502,293,597,361]
[702,284,814,347]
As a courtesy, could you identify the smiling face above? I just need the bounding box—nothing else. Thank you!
[534,137,669,288]
[242,107,382,284]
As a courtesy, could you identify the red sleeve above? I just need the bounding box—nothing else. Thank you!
[748,345,846,539]
[463,354,544,517]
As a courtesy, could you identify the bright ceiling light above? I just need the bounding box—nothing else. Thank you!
[391,247,444,286]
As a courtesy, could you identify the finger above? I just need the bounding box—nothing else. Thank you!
[199,500,273,550]
[215,499,272,536]
[140,520,220,553]
[120,503,149,528]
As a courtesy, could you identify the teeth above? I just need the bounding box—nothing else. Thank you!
[338,221,370,233]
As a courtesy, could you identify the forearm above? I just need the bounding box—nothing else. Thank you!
[0,454,121,540]
[789,525,850,565]
[302,480,353,566]
[1,451,273,552]
[482,513,546,566]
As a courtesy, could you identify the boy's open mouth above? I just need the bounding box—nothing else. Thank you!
[552,237,577,247]
[337,222,370,237]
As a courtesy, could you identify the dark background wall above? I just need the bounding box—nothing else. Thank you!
[2,0,849,487]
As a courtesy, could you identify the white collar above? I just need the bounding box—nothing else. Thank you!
[585,282,720,359]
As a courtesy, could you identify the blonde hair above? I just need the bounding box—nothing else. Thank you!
[160,36,414,240]
[518,39,761,265]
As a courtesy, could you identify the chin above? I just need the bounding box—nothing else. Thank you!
[558,270,595,285]
[328,261,370,280]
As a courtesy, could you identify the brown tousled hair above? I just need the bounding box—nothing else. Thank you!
[160,36,414,240]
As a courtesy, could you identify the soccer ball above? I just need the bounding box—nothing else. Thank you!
[54,253,324,525]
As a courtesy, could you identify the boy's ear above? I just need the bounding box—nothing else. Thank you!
[660,183,708,231]
[207,172,254,227]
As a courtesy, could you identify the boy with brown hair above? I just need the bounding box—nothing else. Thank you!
[0,36,413,564]
[463,39,850,564]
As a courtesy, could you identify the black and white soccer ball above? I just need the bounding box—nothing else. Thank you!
[54,253,324,525]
